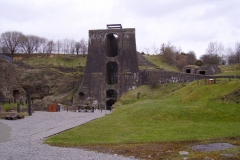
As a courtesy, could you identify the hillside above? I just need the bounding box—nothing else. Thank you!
[45,79,240,159]
[11,54,86,109]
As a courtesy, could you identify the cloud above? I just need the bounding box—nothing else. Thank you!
[0,0,240,58]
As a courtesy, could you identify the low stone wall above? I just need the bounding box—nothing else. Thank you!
[140,69,205,85]
[139,69,240,85]
[0,112,17,119]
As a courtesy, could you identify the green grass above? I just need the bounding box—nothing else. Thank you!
[45,80,240,147]
[143,54,179,71]
[22,54,87,68]
[216,63,240,75]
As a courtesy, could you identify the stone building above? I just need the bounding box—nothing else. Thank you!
[0,57,26,103]
[182,64,221,75]
[73,25,139,109]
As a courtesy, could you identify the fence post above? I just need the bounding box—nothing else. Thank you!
[27,88,32,116]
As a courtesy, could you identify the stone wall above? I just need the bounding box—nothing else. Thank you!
[73,28,139,108]
[140,69,205,85]
[0,57,26,102]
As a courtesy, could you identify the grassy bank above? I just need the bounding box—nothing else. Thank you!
[45,79,240,146]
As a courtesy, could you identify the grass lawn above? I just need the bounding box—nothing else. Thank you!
[45,80,240,147]
[143,54,179,72]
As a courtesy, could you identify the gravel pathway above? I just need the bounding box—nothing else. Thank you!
[0,110,136,160]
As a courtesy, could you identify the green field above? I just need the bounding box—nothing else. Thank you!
[21,54,87,68]
[45,79,240,146]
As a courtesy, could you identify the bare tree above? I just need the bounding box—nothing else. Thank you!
[75,41,81,55]
[55,40,62,54]
[162,43,177,66]
[63,38,70,54]
[152,44,161,54]
[69,39,75,54]
[45,40,55,56]
[206,42,225,56]
[186,51,196,65]
[144,48,150,54]
[203,42,225,65]
[80,38,88,55]
[19,35,41,54]
[0,31,23,54]
[38,37,48,53]
[235,42,240,63]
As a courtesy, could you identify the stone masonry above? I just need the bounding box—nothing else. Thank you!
[73,27,139,109]
[0,57,26,102]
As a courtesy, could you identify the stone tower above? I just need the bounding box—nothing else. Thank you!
[73,25,139,109]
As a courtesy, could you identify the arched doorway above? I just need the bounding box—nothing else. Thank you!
[79,92,85,100]
[106,99,116,110]
[13,90,20,103]
[106,62,118,85]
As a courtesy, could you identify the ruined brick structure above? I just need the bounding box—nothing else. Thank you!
[0,57,26,103]
[73,25,139,109]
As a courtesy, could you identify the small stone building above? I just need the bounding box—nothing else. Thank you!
[197,64,221,75]
[182,64,221,75]
[0,57,26,103]
[73,25,139,109]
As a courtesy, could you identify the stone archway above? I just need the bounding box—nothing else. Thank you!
[106,99,116,110]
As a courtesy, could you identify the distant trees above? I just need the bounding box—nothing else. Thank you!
[160,43,196,69]
[227,42,240,64]
[200,42,224,65]
[0,31,23,54]
[19,35,41,54]
[0,30,88,55]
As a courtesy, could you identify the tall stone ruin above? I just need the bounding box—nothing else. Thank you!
[73,24,139,109]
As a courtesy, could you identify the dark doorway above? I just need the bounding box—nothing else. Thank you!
[106,33,118,57]
[13,90,20,103]
[106,89,117,98]
[79,92,85,100]
[106,99,116,110]
[106,62,118,85]
[186,69,191,73]
[199,71,206,75]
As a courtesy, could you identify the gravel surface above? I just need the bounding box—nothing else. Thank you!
[0,110,136,160]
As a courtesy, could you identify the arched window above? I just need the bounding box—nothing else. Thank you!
[106,99,116,110]
[106,33,118,57]
[79,92,85,100]
[106,89,117,98]
[106,62,118,85]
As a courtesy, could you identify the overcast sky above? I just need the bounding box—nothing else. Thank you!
[0,0,240,58]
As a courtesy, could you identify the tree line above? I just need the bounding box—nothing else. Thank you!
[0,31,88,55]
[145,41,240,69]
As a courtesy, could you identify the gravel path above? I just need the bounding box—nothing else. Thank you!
[0,110,136,160]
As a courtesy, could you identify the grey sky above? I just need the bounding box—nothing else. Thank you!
[0,0,239,58]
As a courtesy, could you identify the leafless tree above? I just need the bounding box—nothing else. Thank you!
[19,35,41,54]
[80,38,88,55]
[38,37,48,53]
[75,41,81,55]
[206,42,225,56]
[69,39,75,54]
[55,40,62,54]
[45,40,55,56]
[63,38,70,54]
[0,31,23,54]
[203,42,225,65]
[235,42,240,63]
[144,48,150,54]
[162,43,177,66]
[152,44,161,54]
[186,51,196,65]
